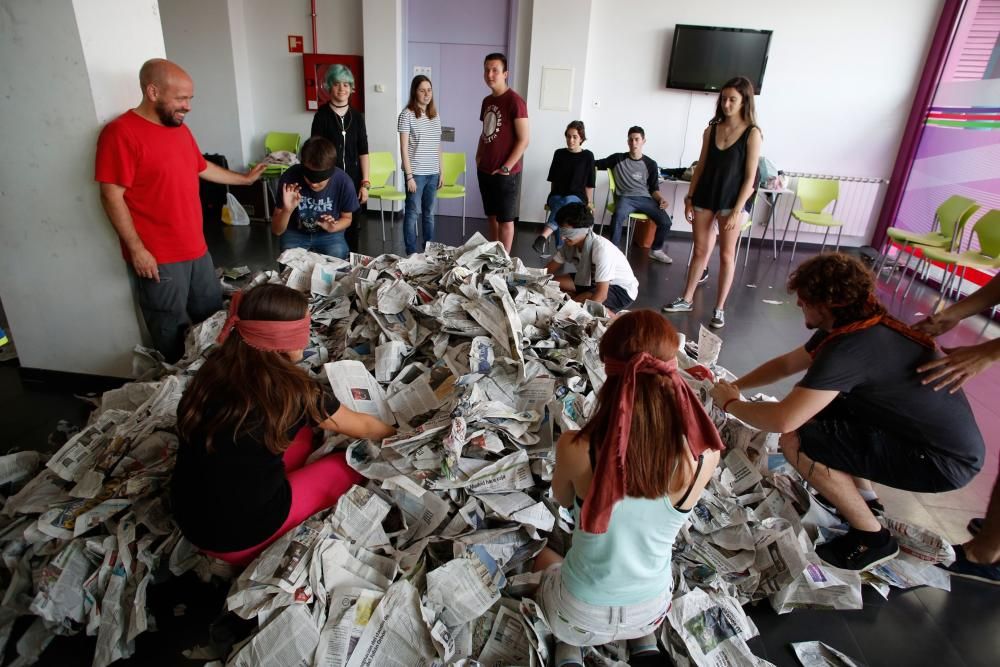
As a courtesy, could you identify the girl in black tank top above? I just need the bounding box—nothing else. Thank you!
[662,76,763,330]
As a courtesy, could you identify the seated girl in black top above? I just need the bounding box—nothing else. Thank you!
[171,284,395,566]
[532,120,596,256]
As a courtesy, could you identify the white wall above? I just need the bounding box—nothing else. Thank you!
[565,0,942,241]
[240,0,363,158]
[521,0,592,221]
[0,0,160,377]
[161,0,248,166]
[362,0,404,157]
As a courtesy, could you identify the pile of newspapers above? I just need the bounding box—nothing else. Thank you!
[0,235,957,667]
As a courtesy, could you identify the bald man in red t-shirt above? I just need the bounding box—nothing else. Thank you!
[96,59,266,362]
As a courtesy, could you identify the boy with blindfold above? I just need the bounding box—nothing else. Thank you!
[545,203,639,312]
[272,137,358,259]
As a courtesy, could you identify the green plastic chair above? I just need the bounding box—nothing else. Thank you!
[780,178,844,263]
[875,195,979,295]
[253,132,301,177]
[366,151,405,242]
[601,170,647,250]
[920,209,1000,310]
[437,153,468,236]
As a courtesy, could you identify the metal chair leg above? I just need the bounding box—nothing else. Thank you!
[461,195,466,237]
[893,250,916,295]
[819,227,830,254]
[780,208,795,253]
[789,219,803,264]
[902,258,923,300]
[874,239,890,274]
[379,200,386,242]
[934,264,956,312]
[742,225,752,268]
[834,226,843,252]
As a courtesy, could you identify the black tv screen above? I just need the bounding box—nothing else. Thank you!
[667,25,772,94]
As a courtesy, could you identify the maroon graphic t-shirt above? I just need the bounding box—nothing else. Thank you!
[478,88,528,174]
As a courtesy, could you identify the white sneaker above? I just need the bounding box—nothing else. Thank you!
[649,248,673,264]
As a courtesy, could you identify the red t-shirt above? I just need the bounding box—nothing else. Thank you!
[95,110,208,264]
[478,88,528,174]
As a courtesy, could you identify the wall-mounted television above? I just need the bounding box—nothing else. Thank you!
[667,25,772,94]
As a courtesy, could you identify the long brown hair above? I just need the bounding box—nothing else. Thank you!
[579,310,688,498]
[711,75,758,128]
[177,284,326,455]
[406,75,437,119]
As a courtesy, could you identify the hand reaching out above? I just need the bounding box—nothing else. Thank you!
[282,183,302,210]
[913,310,961,337]
[317,214,338,233]
[918,342,1000,393]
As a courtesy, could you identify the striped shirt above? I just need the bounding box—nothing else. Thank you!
[397,108,441,176]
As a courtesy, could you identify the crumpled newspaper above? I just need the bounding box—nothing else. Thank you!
[0,235,956,667]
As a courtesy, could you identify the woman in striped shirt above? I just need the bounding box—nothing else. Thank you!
[397,75,443,255]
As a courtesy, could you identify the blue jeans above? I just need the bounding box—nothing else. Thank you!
[545,194,584,247]
[609,195,672,248]
[280,228,349,259]
[404,173,438,254]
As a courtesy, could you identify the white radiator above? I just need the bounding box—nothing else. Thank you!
[752,173,890,248]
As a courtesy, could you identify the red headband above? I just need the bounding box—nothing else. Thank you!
[580,352,726,534]
[216,291,311,352]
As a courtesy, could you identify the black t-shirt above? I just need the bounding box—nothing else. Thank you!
[800,325,985,475]
[547,148,596,202]
[170,390,340,552]
[275,164,359,233]
[310,105,369,189]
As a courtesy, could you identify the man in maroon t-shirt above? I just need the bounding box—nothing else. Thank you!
[96,59,266,362]
[476,53,530,253]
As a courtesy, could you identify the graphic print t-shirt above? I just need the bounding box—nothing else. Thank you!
[275,164,359,233]
[478,88,528,174]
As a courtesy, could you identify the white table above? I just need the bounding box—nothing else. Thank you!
[755,187,794,260]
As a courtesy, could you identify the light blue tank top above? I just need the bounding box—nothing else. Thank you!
[561,495,691,606]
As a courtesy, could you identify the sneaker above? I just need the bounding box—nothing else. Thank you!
[816,528,899,571]
[662,298,693,313]
[968,518,984,535]
[531,234,550,256]
[942,544,1000,584]
[814,493,885,516]
[649,248,674,264]
[709,309,725,329]
[698,268,710,284]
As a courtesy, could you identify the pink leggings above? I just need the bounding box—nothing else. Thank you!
[202,425,362,567]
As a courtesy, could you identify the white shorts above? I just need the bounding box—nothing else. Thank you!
[536,563,671,647]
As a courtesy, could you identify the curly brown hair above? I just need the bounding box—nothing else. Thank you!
[787,253,879,326]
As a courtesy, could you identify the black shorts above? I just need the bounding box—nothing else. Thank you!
[567,276,634,312]
[796,399,974,492]
[477,171,521,222]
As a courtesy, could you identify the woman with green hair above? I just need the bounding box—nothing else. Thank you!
[311,63,370,253]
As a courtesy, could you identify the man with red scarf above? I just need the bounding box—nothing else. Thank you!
[710,253,985,571]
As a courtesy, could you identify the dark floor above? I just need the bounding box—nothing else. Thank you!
[4,214,999,666]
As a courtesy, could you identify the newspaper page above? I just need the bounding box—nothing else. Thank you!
[46,410,131,482]
[229,603,321,667]
[314,587,385,667]
[791,641,864,667]
[344,580,437,667]
[0,451,41,487]
[328,486,392,549]
[664,588,771,667]
[432,450,534,493]
[770,559,863,614]
[426,545,504,627]
[476,606,532,666]
[325,360,395,425]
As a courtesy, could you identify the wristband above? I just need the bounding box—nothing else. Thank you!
[722,398,739,413]
[360,180,371,188]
